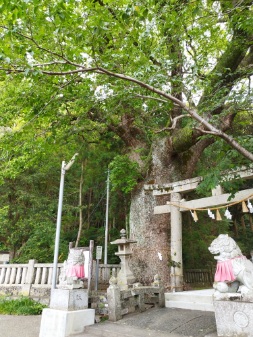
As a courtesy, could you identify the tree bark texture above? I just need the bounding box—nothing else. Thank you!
[129,138,187,288]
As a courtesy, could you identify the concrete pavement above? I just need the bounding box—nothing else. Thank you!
[0,307,218,337]
[0,314,41,337]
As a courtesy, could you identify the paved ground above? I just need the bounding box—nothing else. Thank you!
[0,307,218,337]
[86,307,218,337]
[0,314,41,337]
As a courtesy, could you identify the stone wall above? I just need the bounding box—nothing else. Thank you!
[89,280,165,321]
[89,291,108,317]
[0,285,51,305]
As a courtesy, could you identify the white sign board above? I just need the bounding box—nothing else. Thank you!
[0,254,9,263]
[96,246,102,260]
[84,251,90,278]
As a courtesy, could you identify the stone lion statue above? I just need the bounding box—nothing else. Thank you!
[59,247,85,289]
[209,234,253,294]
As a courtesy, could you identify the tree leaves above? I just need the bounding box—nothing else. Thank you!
[109,155,142,194]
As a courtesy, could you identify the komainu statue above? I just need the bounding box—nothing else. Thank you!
[59,247,85,289]
[209,234,253,294]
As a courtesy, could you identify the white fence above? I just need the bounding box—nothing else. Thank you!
[0,260,120,301]
[0,260,62,288]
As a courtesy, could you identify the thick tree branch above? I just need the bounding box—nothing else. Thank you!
[1,61,252,161]
[96,67,253,161]
[1,15,253,162]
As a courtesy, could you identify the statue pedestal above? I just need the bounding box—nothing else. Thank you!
[39,289,94,337]
[214,293,253,337]
[39,308,95,337]
[50,288,88,310]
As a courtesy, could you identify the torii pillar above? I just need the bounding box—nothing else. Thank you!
[170,193,183,292]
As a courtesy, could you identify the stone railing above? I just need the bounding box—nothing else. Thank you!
[0,260,62,289]
[107,275,165,321]
[0,260,120,303]
[94,264,121,285]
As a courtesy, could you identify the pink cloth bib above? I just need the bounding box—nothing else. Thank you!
[214,256,245,282]
[66,265,85,278]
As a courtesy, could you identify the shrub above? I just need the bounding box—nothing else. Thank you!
[0,296,47,315]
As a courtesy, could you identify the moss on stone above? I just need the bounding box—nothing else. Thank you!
[172,127,193,153]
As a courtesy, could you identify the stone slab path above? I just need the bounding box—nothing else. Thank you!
[0,307,218,337]
[85,307,218,337]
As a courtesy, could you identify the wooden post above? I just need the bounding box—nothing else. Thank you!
[87,240,94,293]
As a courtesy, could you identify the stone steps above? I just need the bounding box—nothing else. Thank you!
[165,289,214,312]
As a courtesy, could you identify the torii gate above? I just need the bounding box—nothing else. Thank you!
[144,166,253,291]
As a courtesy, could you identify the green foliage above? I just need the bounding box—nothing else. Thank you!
[13,221,56,263]
[228,203,253,258]
[109,155,142,194]
[182,210,231,269]
[235,229,253,258]
[0,296,46,315]
[77,227,120,264]
[196,137,253,197]
[0,136,126,262]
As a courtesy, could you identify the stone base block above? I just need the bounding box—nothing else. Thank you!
[39,308,95,337]
[50,288,88,310]
[214,300,253,336]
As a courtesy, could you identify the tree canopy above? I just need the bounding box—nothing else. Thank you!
[0,0,253,268]
[1,1,253,168]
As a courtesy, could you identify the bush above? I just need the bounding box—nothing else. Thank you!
[0,296,47,315]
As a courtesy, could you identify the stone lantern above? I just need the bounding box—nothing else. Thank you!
[110,229,137,290]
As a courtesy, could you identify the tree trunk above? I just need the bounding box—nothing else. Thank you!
[129,137,185,288]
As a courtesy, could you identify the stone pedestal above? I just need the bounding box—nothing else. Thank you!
[40,288,94,337]
[214,293,253,337]
[50,289,88,310]
[39,308,95,337]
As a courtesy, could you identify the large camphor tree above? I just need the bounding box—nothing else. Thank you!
[0,0,253,287]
